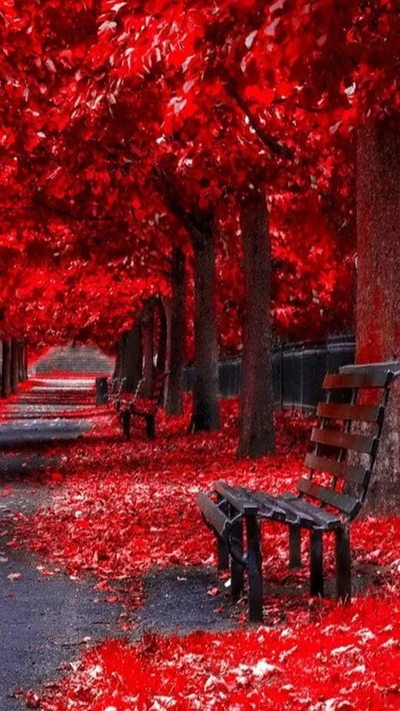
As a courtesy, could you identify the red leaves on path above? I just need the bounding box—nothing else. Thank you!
[12,402,310,586]
[38,600,400,710]
[8,399,400,710]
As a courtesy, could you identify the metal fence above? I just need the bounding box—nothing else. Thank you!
[184,336,356,411]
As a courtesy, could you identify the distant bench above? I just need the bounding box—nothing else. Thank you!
[197,367,397,622]
[114,371,167,440]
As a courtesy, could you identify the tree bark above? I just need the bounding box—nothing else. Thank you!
[24,343,28,380]
[113,338,122,381]
[237,193,275,459]
[122,324,143,393]
[21,341,28,381]
[165,247,186,415]
[356,115,400,512]
[18,340,24,382]
[190,232,220,432]
[142,300,155,398]
[1,339,11,399]
[155,296,168,376]
[10,337,19,394]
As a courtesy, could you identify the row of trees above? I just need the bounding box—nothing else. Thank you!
[0,338,28,398]
[0,1,398,500]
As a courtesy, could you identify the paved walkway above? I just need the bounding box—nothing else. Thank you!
[0,374,229,709]
[0,376,127,710]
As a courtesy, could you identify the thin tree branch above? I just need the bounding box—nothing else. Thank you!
[223,73,295,161]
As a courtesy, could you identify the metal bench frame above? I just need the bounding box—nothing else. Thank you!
[197,369,397,622]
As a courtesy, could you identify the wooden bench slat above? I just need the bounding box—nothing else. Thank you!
[196,492,229,539]
[304,453,369,486]
[244,490,294,523]
[311,427,376,454]
[213,481,259,515]
[323,372,391,390]
[253,491,315,526]
[316,402,382,423]
[279,493,341,529]
[297,478,361,516]
[215,485,341,530]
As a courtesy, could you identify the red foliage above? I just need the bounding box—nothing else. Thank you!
[2,0,377,349]
[6,400,400,709]
[37,597,400,710]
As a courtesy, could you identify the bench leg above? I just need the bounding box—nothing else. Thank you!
[229,507,244,602]
[246,515,263,622]
[216,495,229,571]
[289,525,301,569]
[310,530,324,597]
[145,414,155,440]
[335,527,351,602]
[122,411,131,441]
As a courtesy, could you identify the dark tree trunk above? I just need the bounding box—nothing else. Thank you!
[10,337,19,394]
[18,340,24,382]
[113,338,123,384]
[23,343,28,380]
[155,296,168,376]
[237,193,275,459]
[122,324,143,393]
[356,115,400,512]
[21,341,28,381]
[1,339,11,399]
[142,301,155,398]
[165,247,186,415]
[190,232,220,432]
[119,334,128,391]
[163,295,172,403]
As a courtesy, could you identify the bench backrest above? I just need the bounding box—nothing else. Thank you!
[150,371,167,408]
[134,371,167,412]
[298,370,395,520]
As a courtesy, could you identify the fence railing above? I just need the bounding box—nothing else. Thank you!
[184,336,356,411]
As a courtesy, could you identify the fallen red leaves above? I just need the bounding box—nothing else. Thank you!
[11,401,311,588]
[38,597,400,710]
[7,398,400,710]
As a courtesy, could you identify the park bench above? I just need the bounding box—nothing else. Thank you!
[115,371,167,441]
[105,376,126,407]
[197,368,396,622]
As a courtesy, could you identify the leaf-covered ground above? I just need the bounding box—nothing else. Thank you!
[4,395,400,710]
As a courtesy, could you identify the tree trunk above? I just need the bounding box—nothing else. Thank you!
[142,301,155,398]
[356,115,400,512]
[122,324,143,393]
[1,339,11,398]
[155,296,168,376]
[18,340,24,382]
[21,341,28,381]
[113,338,122,382]
[10,337,19,394]
[190,233,220,432]
[165,247,186,415]
[237,193,275,459]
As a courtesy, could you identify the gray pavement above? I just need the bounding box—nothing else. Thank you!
[0,375,231,708]
[0,377,124,709]
[0,534,126,710]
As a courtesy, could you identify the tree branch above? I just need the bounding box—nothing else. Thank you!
[223,74,295,161]
[152,167,208,246]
